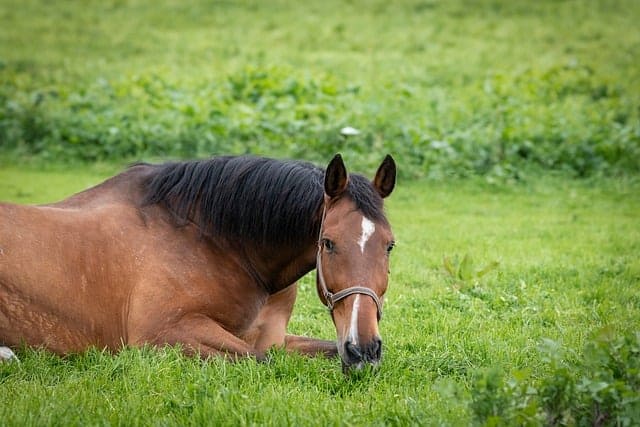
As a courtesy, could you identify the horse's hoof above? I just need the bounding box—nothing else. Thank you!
[0,346,19,363]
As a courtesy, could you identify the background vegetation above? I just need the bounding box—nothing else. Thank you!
[1,0,639,425]
[1,0,639,178]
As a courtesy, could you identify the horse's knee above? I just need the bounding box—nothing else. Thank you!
[0,346,18,363]
[243,284,298,352]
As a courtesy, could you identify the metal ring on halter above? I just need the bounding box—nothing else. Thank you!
[316,207,383,321]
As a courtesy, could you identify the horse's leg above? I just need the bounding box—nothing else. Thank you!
[242,284,338,358]
[0,346,18,363]
[242,285,296,353]
[133,313,265,361]
[284,335,337,358]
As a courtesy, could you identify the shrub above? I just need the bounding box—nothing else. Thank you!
[470,329,640,426]
[1,65,638,178]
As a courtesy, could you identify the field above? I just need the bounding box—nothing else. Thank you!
[1,0,640,425]
[1,168,639,425]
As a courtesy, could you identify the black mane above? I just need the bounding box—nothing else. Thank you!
[140,155,386,247]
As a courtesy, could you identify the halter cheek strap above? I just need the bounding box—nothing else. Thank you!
[316,208,383,321]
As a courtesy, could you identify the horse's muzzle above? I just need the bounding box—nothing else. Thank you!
[341,337,382,372]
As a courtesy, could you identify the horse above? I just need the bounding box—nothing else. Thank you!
[0,153,396,372]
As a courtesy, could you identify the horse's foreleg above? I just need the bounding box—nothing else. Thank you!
[239,284,338,358]
[242,285,296,353]
[284,335,338,358]
[138,313,265,361]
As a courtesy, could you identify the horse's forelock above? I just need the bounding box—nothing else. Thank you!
[345,174,388,225]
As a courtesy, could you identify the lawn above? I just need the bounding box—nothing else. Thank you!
[1,166,638,425]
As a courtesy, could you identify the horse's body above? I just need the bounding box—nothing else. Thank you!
[0,155,395,371]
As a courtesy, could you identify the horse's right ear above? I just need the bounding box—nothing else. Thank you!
[324,154,348,198]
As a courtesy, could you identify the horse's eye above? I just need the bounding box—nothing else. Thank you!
[323,239,335,252]
[386,241,395,254]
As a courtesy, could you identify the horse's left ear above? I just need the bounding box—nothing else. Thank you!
[325,153,349,198]
[373,154,396,198]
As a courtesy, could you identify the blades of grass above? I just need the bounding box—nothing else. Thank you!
[476,261,500,279]
[458,253,475,281]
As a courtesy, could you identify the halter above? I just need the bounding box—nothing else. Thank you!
[316,207,383,321]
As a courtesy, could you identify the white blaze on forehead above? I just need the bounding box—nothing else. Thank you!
[347,295,361,345]
[357,216,376,254]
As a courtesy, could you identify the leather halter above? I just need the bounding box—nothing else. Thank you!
[316,207,383,321]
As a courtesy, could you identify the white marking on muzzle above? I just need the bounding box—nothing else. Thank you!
[347,295,361,345]
[357,217,375,254]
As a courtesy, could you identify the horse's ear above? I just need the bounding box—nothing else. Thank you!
[324,154,348,198]
[373,154,396,198]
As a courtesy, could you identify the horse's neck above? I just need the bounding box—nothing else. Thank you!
[270,240,319,291]
[233,235,318,294]
[244,198,323,293]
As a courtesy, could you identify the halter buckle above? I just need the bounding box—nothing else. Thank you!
[324,291,335,311]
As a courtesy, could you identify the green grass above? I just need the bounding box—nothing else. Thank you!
[1,166,638,425]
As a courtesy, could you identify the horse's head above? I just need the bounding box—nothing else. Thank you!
[317,154,396,373]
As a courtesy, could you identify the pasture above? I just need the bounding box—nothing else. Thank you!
[1,0,640,425]
[1,167,639,425]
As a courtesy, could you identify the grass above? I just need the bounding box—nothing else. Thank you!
[1,166,639,425]
[2,1,637,86]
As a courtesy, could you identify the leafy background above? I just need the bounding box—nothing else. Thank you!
[1,0,639,179]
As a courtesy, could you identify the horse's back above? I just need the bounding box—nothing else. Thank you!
[0,163,152,297]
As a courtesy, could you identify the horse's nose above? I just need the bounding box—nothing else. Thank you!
[344,337,382,365]
[366,337,382,362]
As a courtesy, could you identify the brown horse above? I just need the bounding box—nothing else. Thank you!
[0,154,395,372]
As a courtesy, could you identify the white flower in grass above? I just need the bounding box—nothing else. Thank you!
[340,126,361,136]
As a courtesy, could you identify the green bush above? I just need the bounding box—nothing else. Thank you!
[470,329,640,426]
[2,64,638,178]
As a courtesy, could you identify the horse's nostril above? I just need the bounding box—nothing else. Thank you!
[345,341,363,361]
[360,338,382,362]
[373,337,382,360]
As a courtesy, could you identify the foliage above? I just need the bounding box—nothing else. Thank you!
[0,69,363,165]
[470,329,640,426]
[1,0,639,178]
[443,253,500,290]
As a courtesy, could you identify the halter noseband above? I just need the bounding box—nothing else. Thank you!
[316,208,383,321]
